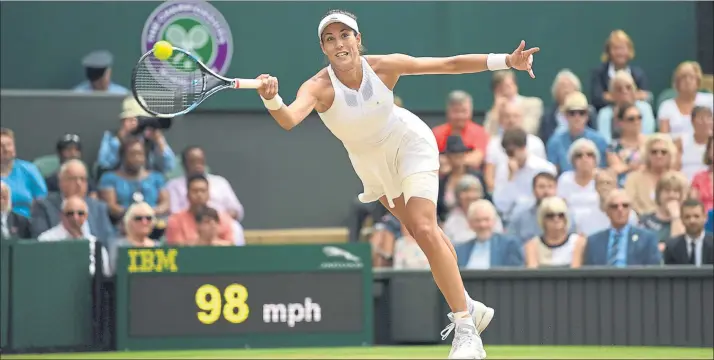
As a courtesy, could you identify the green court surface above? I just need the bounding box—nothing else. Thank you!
[3,345,713,359]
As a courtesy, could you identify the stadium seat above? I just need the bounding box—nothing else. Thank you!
[244,227,348,245]
[32,154,60,178]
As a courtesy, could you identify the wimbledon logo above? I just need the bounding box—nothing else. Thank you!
[141,0,233,84]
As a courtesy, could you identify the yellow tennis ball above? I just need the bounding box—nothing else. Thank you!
[153,41,173,61]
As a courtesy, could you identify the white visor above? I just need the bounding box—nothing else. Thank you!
[317,13,359,40]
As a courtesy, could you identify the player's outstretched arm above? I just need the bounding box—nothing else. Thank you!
[378,40,540,78]
[256,74,319,131]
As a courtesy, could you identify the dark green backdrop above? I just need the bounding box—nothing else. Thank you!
[0,1,696,111]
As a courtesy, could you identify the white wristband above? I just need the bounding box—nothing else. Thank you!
[261,94,284,111]
[487,53,510,71]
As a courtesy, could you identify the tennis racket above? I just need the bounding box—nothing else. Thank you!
[131,46,261,117]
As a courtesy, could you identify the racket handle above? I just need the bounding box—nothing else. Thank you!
[233,78,261,89]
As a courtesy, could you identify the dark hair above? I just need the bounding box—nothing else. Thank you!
[532,172,557,189]
[692,105,713,120]
[616,102,638,120]
[181,145,203,169]
[194,206,220,223]
[118,137,144,165]
[501,128,528,150]
[681,198,704,213]
[320,9,365,55]
[186,173,208,189]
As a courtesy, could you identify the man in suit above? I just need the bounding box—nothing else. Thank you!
[1,180,31,239]
[585,189,661,267]
[455,200,524,269]
[664,199,714,266]
[30,159,114,244]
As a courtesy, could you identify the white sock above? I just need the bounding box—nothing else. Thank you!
[453,311,474,324]
[464,289,474,313]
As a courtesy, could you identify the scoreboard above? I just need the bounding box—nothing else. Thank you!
[115,244,373,351]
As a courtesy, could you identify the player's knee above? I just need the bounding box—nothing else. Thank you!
[410,220,439,245]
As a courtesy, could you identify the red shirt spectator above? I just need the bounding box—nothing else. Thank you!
[433,90,489,173]
[691,136,713,212]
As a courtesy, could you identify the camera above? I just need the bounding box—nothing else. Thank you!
[131,116,173,136]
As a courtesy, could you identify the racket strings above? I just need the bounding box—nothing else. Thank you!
[133,56,205,115]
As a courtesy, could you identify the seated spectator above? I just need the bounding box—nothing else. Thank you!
[586,169,639,236]
[37,196,110,276]
[638,171,688,250]
[108,202,158,275]
[584,189,661,267]
[436,136,487,221]
[596,71,655,142]
[524,196,586,268]
[98,96,176,173]
[99,138,169,222]
[484,102,546,193]
[624,134,686,215]
[0,128,47,217]
[483,70,543,136]
[606,104,647,187]
[369,213,401,268]
[664,199,713,266]
[677,107,713,182]
[508,172,577,244]
[44,134,98,197]
[590,30,650,111]
[393,223,430,270]
[691,135,713,212]
[546,92,608,173]
[1,181,31,239]
[30,159,114,244]
[432,91,489,174]
[455,200,524,269]
[658,61,714,139]
[194,206,234,246]
[557,139,601,231]
[72,50,129,94]
[493,128,557,224]
[165,174,236,246]
[539,69,597,144]
[166,146,245,242]
[442,174,503,245]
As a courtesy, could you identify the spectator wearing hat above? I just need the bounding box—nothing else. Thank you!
[44,134,97,197]
[97,96,176,174]
[436,136,489,222]
[546,92,608,173]
[432,90,489,174]
[73,50,129,94]
[0,128,47,218]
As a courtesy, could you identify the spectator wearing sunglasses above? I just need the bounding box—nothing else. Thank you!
[584,189,661,267]
[556,138,601,233]
[605,104,647,187]
[546,92,608,173]
[523,196,586,268]
[624,134,686,215]
[586,170,639,236]
[37,195,110,275]
[595,71,655,143]
[108,202,158,275]
[45,134,98,197]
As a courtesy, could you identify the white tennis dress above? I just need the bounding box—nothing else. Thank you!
[317,57,439,208]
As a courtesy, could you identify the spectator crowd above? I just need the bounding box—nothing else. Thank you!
[1,30,713,277]
[361,30,714,271]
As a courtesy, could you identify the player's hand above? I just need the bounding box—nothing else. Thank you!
[507,40,540,79]
[256,74,279,100]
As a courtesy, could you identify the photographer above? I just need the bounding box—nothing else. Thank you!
[97,96,176,174]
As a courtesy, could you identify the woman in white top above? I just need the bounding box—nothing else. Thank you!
[675,106,713,181]
[524,196,586,268]
[657,61,714,139]
[254,10,539,359]
[557,138,601,233]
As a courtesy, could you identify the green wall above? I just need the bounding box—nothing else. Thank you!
[0,1,696,111]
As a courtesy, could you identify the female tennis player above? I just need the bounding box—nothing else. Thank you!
[256,10,539,359]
